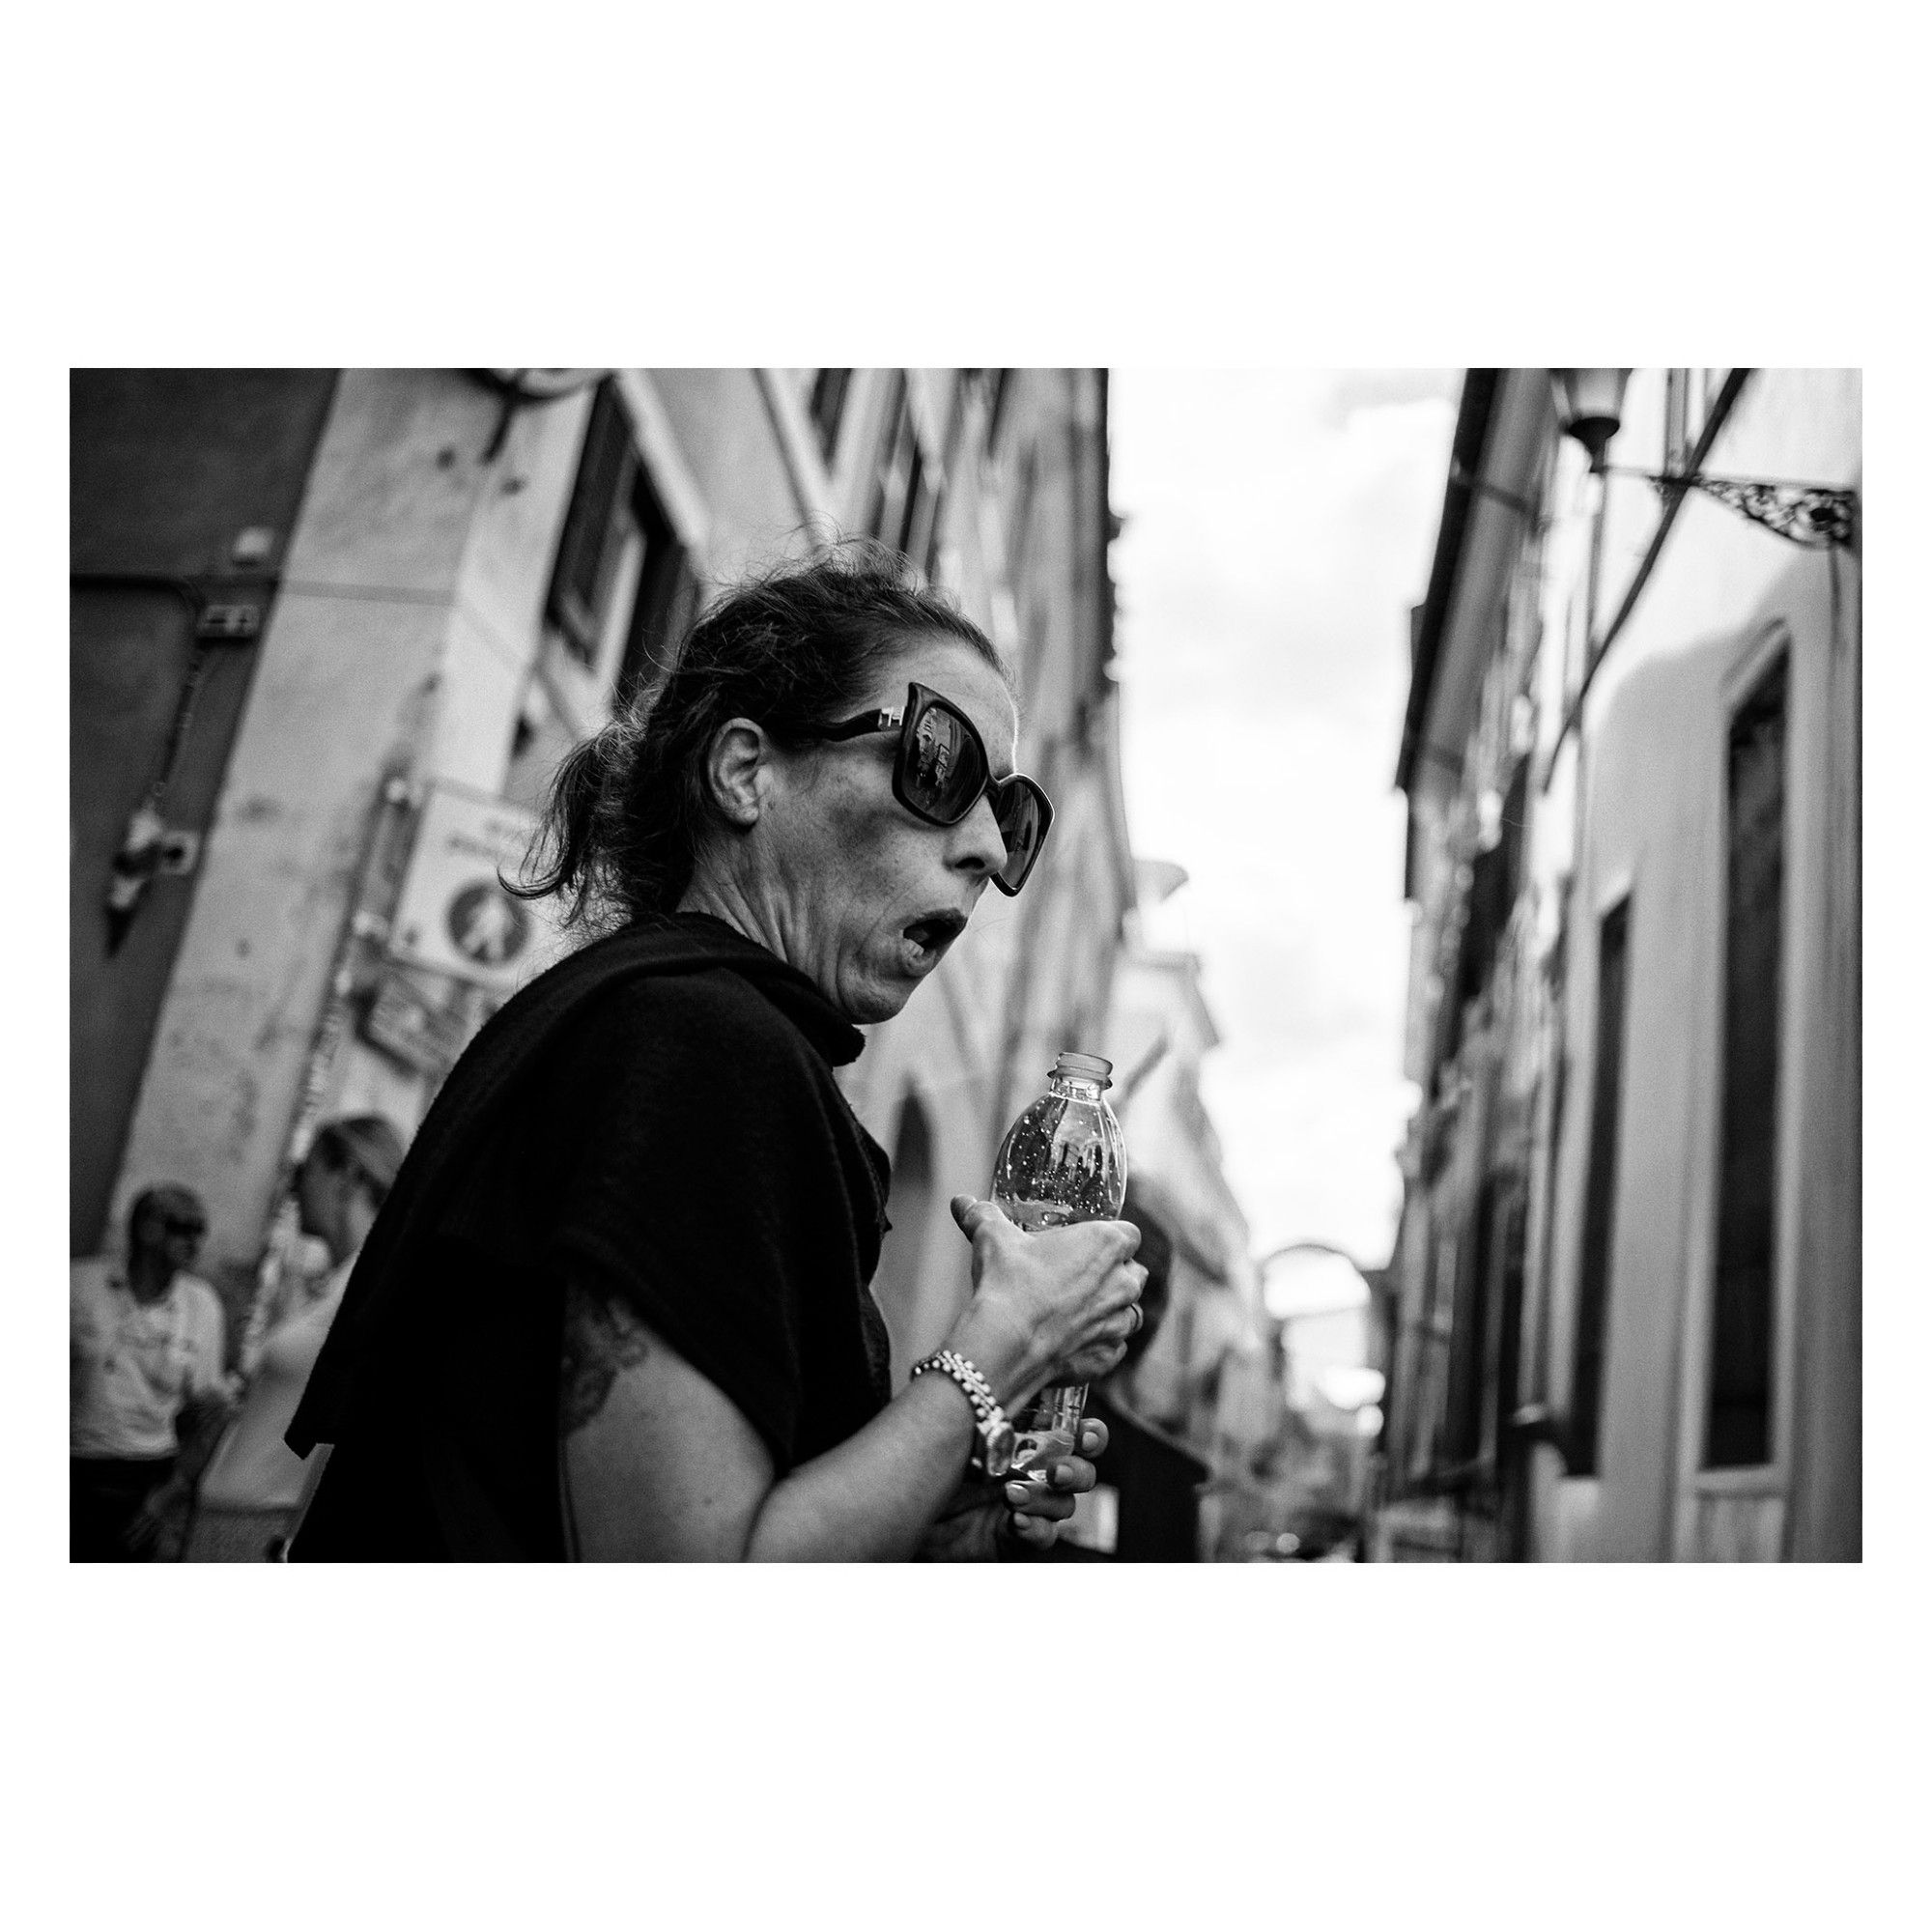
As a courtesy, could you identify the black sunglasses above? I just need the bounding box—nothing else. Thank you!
[791,682,1053,895]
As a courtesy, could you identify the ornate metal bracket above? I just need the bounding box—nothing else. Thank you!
[1620,469,1860,549]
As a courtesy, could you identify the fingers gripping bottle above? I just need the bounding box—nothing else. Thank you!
[991,1051,1127,1477]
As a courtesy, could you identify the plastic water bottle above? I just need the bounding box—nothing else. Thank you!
[991,1050,1127,1477]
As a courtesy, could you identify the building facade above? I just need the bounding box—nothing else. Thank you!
[1378,368,1861,1562]
[1100,866,1275,1559]
[71,368,1136,1378]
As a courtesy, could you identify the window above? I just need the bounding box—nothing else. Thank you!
[984,367,1012,446]
[896,440,926,557]
[1706,655,1787,1468]
[547,380,639,667]
[1488,1179,1529,1472]
[612,492,698,705]
[1664,368,1725,472]
[867,373,918,553]
[1663,369,1691,471]
[1443,1179,1497,1467]
[1570,894,1632,1476]
[808,368,851,466]
[909,459,947,581]
[1408,1226,1456,1481]
[867,372,945,576]
[541,378,696,708]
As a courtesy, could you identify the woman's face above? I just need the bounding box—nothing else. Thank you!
[755,636,1019,1024]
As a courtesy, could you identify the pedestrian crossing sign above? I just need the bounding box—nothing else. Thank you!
[386,781,549,993]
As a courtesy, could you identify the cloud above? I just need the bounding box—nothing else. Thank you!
[1113,384,1456,733]
[1317,367,1463,425]
[1111,370,1452,1265]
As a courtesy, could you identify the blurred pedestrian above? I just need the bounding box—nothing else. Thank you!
[71,1185,231,1560]
[185,1116,407,1560]
[1051,1186,1208,1562]
[286,540,1144,1559]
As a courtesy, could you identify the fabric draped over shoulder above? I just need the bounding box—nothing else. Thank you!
[284,914,895,1558]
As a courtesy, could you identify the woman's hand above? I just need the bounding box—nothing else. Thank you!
[914,1418,1110,1558]
[944,1196,1146,1409]
[1001,1416,1109,1550]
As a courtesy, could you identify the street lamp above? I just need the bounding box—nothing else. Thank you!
[1550,367,1630,468]
[1550,367,1859,549]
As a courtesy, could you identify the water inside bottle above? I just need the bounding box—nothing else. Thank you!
[994,1194,1087,1475]
[1009,1383,1086,1478]
[990,1053,1125,1487]
[994,1195,1076,1236]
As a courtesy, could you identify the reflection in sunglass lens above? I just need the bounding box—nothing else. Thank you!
[903,702,982,819]
[895,690,1048,892]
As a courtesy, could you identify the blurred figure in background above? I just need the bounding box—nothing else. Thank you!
[184,1116,407,1560]
[1053,1184,1207,1561]
[71,1185,232,1560]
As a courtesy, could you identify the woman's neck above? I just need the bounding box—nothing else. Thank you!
[677,872,785,965]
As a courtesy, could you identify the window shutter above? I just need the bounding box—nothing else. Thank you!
[548,381,639,664]
[1706,655,1787,1469]
[1570,895,1633,1476]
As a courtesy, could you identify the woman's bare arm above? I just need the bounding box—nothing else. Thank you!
[558,1202,1144,1561]
[558,1276,981,1561]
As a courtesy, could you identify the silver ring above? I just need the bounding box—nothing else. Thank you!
[1126,1303,1144,1336]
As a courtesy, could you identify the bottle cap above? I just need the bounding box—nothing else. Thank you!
[1053,1050,1114,1085]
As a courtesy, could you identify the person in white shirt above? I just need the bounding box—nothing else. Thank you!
[71,1185,231,1560]
[186,1116,407,1560]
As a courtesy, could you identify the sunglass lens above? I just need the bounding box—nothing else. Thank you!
[993,783,1045,890]
[902,702,983,821]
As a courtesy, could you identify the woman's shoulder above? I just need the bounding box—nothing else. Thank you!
[578,963,831,1078]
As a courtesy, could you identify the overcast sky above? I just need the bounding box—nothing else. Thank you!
[1109,369,1461,1271]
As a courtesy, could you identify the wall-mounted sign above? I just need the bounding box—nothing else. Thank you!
[387,781,546,994]
[361,964,471,1077]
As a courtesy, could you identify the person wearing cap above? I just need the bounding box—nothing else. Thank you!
[183,1116,407,1560]
[71,1185,231,1560]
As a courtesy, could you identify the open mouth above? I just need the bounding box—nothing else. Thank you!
[901,909,968,965]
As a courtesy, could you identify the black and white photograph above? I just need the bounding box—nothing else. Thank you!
[25,12,1917,1925]
[67,364,1862,1567]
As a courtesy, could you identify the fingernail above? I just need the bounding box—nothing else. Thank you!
[1004,1482,1028,1505]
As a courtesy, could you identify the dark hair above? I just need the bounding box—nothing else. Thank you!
[513,537,1010,930]
[128,1184,207,1238]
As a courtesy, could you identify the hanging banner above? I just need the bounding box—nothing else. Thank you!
[386,781,546,994]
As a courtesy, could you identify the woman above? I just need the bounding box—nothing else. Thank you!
[286,541,1145,1560]
[184,1116,407,1559]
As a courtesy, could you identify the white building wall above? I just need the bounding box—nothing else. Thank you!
[111,368,1135,1362]
[111,373,589,1271]
[1526,369,1861,1561]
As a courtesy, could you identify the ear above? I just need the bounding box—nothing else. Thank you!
[701,718,773,828]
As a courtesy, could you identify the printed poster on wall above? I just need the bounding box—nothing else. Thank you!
[386,780,557,995]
